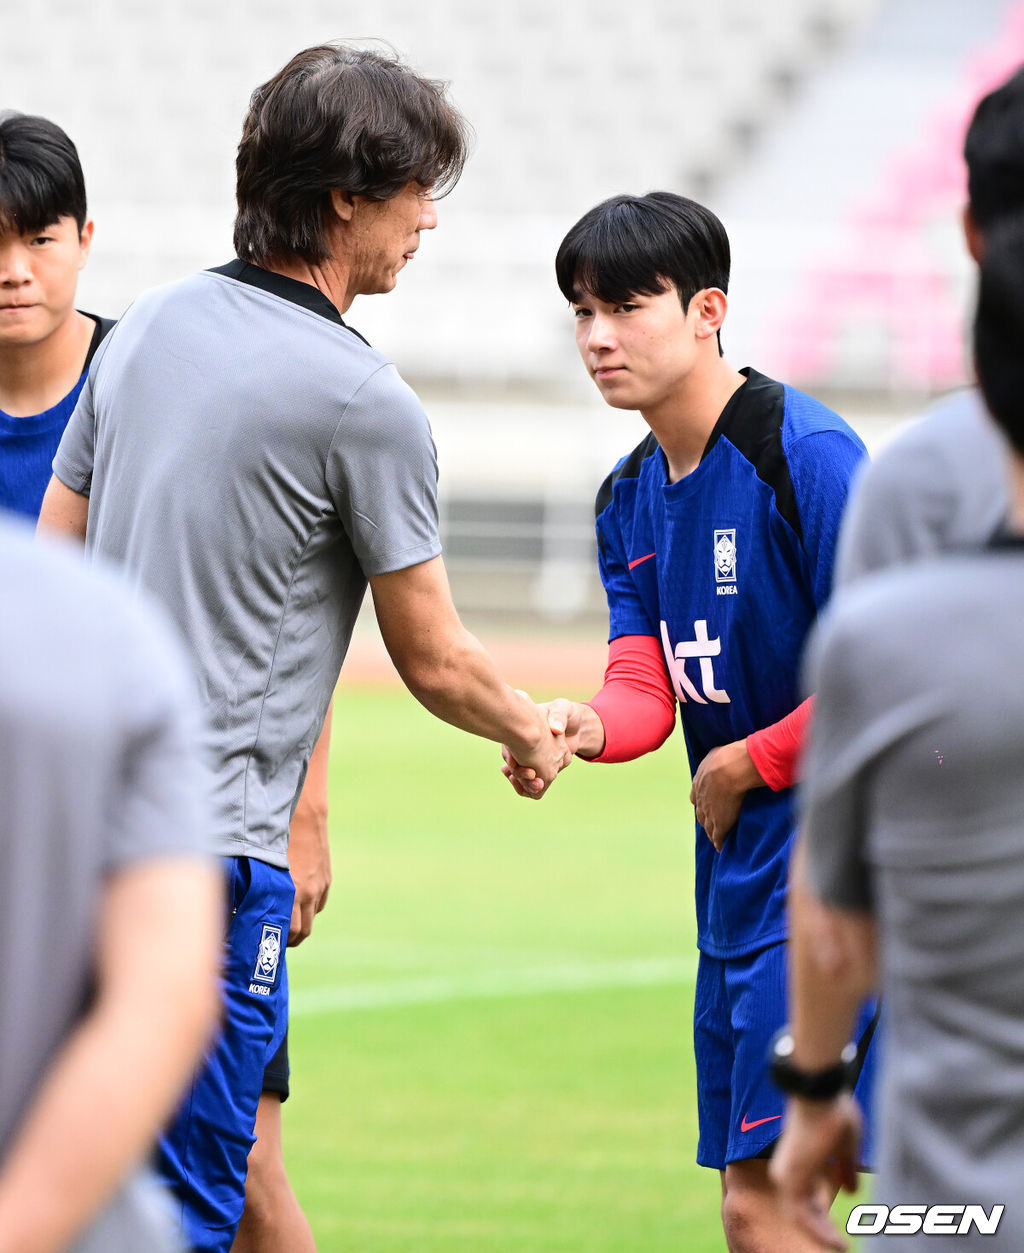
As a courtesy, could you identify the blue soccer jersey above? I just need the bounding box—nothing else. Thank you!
[0,314,114,520]
[595,368,866,958]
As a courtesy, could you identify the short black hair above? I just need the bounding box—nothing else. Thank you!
[555,191,730,309]
[0,112,87,236]
[234,43,470,268]
[974,213,1024,455]
[965,66,1024,230]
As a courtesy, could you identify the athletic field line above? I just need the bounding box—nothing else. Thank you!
[291,955,698,1016]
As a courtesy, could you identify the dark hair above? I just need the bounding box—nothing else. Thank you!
[974,213,1024,454]
[234,43,470,267]
[555,191,730,308]
[965,66,1024,230]
[0,112,87,236]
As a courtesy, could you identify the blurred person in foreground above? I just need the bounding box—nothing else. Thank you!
[37,42,570,1253]
[0,103,324,1252]
[505,191,875,1252]
[0,514,221,1253]
[0,112,114,518]
[769,214,1024,1251]
[834,66,1024,583]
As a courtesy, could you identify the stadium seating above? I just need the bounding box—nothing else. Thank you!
[4,0,1018,617]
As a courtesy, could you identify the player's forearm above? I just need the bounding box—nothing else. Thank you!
[570,701,607,759]
[745,697,814,791]
[0,862,221,1253]
[36,475,89,544]
[788,844,877,1070]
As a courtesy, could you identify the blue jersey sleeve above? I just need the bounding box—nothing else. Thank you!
[783,393,868,610]
[596,495,659,643]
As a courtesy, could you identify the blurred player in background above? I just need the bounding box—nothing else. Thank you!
[0,112,114,518]
[505,191,874,1252]
[770,213,1024,1253]
[38,42,569,1253]
[834,66,1024,584]
[0,514,221,1253]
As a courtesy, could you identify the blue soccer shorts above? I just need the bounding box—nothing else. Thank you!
[694,940,878,1170]
[156,855,294,1253]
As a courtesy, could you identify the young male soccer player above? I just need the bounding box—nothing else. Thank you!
[0,112,113,519]
[505,191,875,1252]
[39,43,569,1253]
[770,214,1024,1253]
[674,65,1024,909]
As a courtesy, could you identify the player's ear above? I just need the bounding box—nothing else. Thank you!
[78,219,94,270]
[692,288,728,342]
[329,188,357,223]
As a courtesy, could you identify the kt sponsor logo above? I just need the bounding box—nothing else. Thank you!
[660,619,731,705]
[846,1204,1004,1237]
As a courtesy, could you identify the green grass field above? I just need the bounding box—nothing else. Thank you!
[284,681,863,1251]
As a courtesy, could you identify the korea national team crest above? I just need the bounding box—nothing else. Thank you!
[252,923,283,986]
[714,528,737,594]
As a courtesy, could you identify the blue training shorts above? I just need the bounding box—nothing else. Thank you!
[156,855,294,1253]
[694,940,878,1170]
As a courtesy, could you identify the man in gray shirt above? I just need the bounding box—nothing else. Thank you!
[39,43,569,1253]
[0,515,221,1253]
[835,67,1024,586]
[769,218,1024,1250]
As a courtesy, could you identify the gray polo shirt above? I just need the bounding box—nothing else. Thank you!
[801,545,1024,1246]
[835,388,1009,584]
[0,514,211,1253]
[54,261,441,866]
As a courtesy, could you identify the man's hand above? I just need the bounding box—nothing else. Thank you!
[689,738,765,850]
[287,704,333,946]
[502,697,602,798]
[287,797,331,946]
[498,693,575,799]
[769,1094,862,1252]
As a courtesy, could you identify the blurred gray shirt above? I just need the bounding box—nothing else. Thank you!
[835,388,1009,584]
[0,515,212,1253]
[801,548,1024,1248]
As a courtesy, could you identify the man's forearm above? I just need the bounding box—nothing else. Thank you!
[399,625,548,760]
[788,842,877,1069]
[288,702,333,945]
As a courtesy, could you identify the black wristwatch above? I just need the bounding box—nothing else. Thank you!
[769,1027,858,1100]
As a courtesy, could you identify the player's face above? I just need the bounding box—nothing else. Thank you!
[571,285,704,414]
[0,216,92,348]
[348,182,438,297]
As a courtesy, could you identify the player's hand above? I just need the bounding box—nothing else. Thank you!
[501,696,576,799]
[769,1094,862,1251]
[287,801,332,946]
[690,739,764,851]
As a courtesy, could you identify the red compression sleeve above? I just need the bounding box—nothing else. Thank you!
[585,634,677,763]
[745,696,815,791]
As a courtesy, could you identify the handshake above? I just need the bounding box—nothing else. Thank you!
[500,694,606,799]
